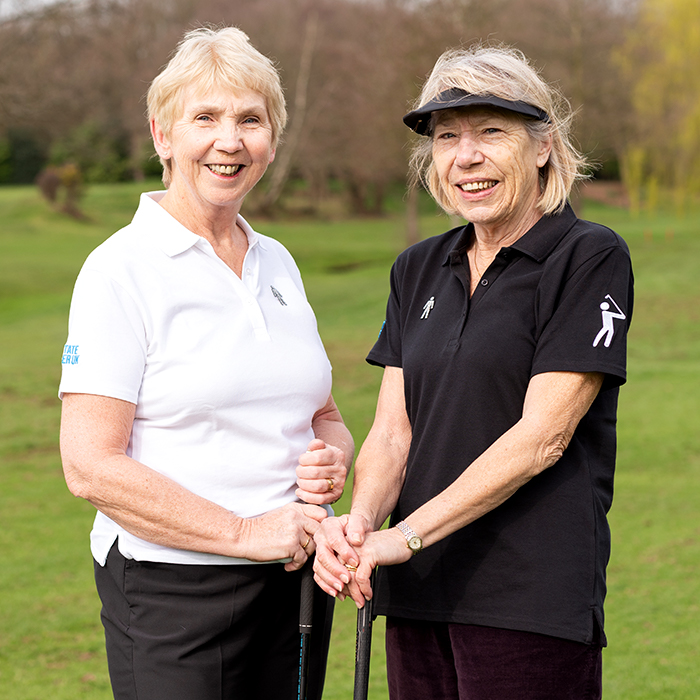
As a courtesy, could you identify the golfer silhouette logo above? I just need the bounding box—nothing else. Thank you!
[421,296,435,319]
[593,295,626,348]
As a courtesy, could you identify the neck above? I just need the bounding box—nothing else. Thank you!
[158,186,249,277]
[159,186,244,248]
[472,207,543,253]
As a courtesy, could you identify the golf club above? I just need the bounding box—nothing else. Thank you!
[353,568,377,700]
[297,557,315,700]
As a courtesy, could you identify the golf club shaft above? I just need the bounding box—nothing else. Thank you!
[353,569,377,700]
[298,557,315,700]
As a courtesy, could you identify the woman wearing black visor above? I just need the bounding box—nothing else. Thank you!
[314,45,633,700]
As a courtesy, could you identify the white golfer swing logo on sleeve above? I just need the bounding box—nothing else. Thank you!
[421,297,435,319]
[593,294,626,348]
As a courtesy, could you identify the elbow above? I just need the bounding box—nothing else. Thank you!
[536,432,570,473]
[61,455,95,501]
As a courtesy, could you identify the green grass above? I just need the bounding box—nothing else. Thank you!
[0,183,698,698]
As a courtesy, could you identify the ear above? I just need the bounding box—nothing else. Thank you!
[536,133,553,168]
[268,147,276,165]
[150,119,171,160]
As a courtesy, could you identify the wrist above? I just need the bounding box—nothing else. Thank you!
[395,520,423,556]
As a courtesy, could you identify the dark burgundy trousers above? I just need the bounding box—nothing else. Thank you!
[386,617,602,700]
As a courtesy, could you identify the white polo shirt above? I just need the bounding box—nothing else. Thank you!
[60,192,333,566]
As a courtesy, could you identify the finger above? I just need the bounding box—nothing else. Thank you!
[305,438,326,453]
[312,549,356,596]
[346,513,369,547]
[285,545,308,572]
[296,464,341,481]
[354,562,375,603]
[300,504,330,523]
[319,522,359,568]
[312,570,336,596]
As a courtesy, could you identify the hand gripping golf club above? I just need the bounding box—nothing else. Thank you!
[297,557,315,700]
[353,568,377,700]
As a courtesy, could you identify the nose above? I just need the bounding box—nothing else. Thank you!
[454,133,484,168]
[214,121,244,152]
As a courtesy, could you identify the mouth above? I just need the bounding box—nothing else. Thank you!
[458,179,498,193]
[206,164,244,177]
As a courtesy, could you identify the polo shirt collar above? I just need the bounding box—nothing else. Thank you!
[442,204,578,267]
[133,191,266,257]
[508,204,578,262]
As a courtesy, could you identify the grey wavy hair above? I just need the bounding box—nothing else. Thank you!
[409,45,588,216]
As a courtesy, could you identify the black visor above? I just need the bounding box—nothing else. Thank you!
[403,88,551,134]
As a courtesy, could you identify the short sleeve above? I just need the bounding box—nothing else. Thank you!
[367,260,403,368]
[59,268,147,403]
[532,244,633,388]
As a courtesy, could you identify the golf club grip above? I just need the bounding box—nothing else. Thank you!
[353,569,376,700]
[299,560,315,633]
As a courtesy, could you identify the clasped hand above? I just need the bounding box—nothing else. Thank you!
[312,513,412,608]
[295,438,347,505]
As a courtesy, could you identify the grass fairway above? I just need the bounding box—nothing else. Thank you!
[0,182,698,699]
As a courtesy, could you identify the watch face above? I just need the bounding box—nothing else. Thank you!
[408,536,422,553]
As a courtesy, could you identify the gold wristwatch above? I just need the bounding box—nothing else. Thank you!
[396,520,423,556]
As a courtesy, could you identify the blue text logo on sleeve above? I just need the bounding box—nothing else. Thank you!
[62,345,80,365]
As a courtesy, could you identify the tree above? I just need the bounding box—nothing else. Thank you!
[616,0,700,214]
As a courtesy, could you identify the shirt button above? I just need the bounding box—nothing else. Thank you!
[481,279,489,286]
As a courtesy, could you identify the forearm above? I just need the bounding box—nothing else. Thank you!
[311,399,355,471]
[68,451,250,557]
[404,420,556,547]
[350,438,407,531]
[60,393,330,567]
[402,371,604,548]
[350,365,412,530]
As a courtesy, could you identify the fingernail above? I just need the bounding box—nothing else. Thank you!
[340,574,349,584]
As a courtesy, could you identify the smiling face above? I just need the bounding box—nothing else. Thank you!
[432,107,552,240]
[151,84,275,222]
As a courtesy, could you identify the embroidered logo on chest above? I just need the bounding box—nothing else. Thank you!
[271,286,287,306]
[421,297,435,319]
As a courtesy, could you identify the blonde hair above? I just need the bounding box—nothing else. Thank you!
[410,45,588,216]
[147,26,287,187]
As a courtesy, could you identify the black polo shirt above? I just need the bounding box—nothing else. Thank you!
[367,205,633,645]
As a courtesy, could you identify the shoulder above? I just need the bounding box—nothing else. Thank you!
[545,216,631,279]
[80,223,142,275]
[561,217,629,258]
[394,226,466,270]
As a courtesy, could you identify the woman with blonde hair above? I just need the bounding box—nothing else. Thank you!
[315,45,633,699]
[60,26,352,700]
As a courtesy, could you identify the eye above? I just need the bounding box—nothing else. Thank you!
[195,114,214,123]
[242,115,262,125]
[483,127,501,135]
[435,130,457,140]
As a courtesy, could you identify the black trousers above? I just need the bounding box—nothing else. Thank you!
[95,543,334,700]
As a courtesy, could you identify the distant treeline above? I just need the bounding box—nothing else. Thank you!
[1,0,697,215]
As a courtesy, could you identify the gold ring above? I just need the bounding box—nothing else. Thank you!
[345,564,357,572]
[302,536,311,550]
[326,478,334,492]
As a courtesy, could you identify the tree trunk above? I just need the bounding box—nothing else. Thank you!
[406,180,420,247]
[260,8,319,213]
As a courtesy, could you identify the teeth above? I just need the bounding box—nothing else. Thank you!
[460,180,497,192]
[208,164,242,176]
